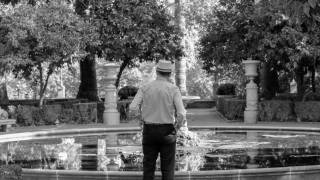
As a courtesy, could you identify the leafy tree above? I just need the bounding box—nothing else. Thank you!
[199,0,320,98]
[89,0,183,88]
[0,0,94,106]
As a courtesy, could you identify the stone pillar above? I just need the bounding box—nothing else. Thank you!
[243,60,260,123]
[103,62,120,125]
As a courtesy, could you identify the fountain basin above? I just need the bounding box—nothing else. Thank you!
[1,125,320,180]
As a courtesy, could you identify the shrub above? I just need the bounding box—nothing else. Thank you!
[258,100,295,121]
[31,108,48,126]
[118,86,138,100]
[272,93,300,101]
[217,96,231,115]
[0,107,8,120]
[97,102,104,123]
[72,103,97,124]
[223,98,246,120]
[0,164,22,180]
[217,95,236,115]
[15,105,35,126]
[216,83,236,95]
[295,101,320,122]
[302,92,320,101]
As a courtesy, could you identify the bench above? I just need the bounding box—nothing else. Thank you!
[0,119,16,132]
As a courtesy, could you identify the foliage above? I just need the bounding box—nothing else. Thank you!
[199,0,255,70]
[15,105,34,126]
[216,96,234,115]
[186,61,213,99]
[4,64,80,99]
[216,83,236,95]
[258,100,295,121]
[259,99,320,122]
[217,97,245,120]
[295,101,320,122]
[199,0,320,96]
[118,86,138,100]
[181,0,219,30]
[0,0,95,106]
[0,164,22,180]
[219,98,245,120]
[14,105,53,126]
[84,0,183,87]
[0,107,8,119]
[12,103,97,126]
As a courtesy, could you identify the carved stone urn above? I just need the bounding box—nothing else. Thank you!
[242,60,260,123]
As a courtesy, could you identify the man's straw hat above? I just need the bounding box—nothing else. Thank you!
[156,60,173,73]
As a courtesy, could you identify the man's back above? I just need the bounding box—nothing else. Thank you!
[140,79,178,124]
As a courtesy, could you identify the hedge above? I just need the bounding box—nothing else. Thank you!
[295,101,320,122]
[223,98,246,120]
[258,100,295,122]
[8,102,98,126]
[0,164,22,180]
[217,96,245,120]
[216,95,235,115]
[217,98,320,122]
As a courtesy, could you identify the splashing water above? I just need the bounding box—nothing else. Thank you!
[177,126,201,147]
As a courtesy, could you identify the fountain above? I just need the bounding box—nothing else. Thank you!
[0,125,320,180]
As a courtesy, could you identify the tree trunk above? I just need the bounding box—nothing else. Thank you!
[311,68,316,92]
[0,67,8,106]
[77,54,99,101]
[0,81,9,106]
[115,60,129,88]
[174,0,187,95]
[295,68,305,99]
[74,0,99,102]
[38,65,52,108]
[260,62,279,100]
[39,94,45,107]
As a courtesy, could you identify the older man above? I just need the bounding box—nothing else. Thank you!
[129,60,187,180]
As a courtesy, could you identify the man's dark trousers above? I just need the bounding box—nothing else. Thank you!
[142,124,176,180]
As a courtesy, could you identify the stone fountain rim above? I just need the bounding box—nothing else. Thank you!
[2,125,320,178]
[2,125,320,143]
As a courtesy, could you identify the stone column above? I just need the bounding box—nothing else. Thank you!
[243,60,260,123]
[103,63,120,125]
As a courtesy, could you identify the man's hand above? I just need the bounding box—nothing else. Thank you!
[128,109,143,129]
[174,114,187,131]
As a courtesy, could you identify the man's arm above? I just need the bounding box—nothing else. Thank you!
[173,87,187,130]
[128,88,143,127]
